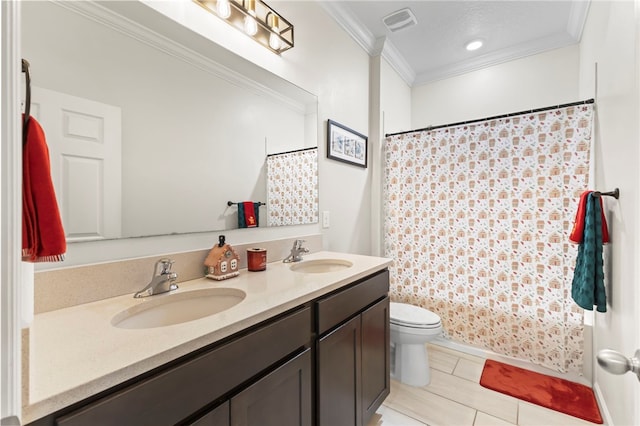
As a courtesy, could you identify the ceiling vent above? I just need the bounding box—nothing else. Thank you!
[382,8,418,33]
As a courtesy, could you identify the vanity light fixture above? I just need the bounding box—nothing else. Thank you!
[194,0,294,53]
[465,39,483,51]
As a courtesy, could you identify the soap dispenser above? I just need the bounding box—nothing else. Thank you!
[204,235,240,280]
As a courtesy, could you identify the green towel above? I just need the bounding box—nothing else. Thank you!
[571,193,607,312]
[237,203,246,229]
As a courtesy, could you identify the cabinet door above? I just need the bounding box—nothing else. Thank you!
[189,401,229,426]
[317,315,361,426]
[230,349,312,426]
[361,297,390,424]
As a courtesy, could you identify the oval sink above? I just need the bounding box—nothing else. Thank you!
[289,259,354,274]
[112,288,246,329]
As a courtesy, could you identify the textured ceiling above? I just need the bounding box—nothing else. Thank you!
[321,1,590,86]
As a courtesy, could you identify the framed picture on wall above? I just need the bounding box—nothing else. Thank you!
[326,119,368,168]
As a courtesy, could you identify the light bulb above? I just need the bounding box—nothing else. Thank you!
[268,14,281,50]
[244,13,258,36]
[269,33,281,50]
[243,0,258,36]
[216,0,231,19]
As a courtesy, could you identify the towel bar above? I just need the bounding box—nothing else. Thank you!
[22,58,31,144]
[227,201,265,206]
[593,188,619,199]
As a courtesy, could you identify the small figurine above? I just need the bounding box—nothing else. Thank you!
[204,235,240,280]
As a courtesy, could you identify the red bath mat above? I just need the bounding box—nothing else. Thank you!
[480,359,603,424]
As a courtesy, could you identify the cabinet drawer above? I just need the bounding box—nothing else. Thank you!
[56,307,312,426]
[316,269,389,335]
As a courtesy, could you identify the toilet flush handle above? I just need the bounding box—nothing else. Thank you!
[596,349,640,381]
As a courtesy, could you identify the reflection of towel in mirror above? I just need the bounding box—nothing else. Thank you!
[237,202,259,228]
[571,192,606,312]
[22,116,66,262]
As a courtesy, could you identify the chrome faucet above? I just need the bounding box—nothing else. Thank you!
[133,258,178,298]
[283,239,309,263]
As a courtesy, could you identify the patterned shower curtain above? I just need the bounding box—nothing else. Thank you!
[266,148,318,226]
[383,104,593,373]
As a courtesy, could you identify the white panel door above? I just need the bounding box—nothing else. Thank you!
[30,87,121,241]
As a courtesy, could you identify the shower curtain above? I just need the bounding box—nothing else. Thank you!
[383,104,593,373]
[266,148,318,226]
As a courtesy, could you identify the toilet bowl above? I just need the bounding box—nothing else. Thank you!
[390,302,443,387]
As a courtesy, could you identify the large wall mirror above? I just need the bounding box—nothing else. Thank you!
[21,1,318,242]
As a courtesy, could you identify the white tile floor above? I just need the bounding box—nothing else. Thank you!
[368,344,602,426]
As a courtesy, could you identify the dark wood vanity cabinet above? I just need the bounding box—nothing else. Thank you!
[28,268,389,426]
[316,269,390,426]
[189,401,229,426]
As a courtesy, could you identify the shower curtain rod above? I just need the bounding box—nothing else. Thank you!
[385,98,595,138]
[266,146,317,157]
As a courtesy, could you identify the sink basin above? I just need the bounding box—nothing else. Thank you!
[289,259,353,274]
[112,288,246,329]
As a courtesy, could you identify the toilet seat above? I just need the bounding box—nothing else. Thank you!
[390,302,441,329]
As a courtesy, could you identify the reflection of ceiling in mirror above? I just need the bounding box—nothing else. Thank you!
[21,1,319,243]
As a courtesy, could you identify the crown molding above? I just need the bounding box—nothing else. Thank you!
[319,2,415,86]
[53,1,308,113]
[566,0,591,41]
[318,1,376,53]
[376,37,416,86]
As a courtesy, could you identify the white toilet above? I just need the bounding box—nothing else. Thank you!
[390,302,443,387]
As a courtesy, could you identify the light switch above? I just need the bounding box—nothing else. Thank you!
[322,211,330,228]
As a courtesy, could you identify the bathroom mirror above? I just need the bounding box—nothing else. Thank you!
[21,0,318,241]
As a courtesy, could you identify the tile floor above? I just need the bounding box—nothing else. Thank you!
[368,344,602,426]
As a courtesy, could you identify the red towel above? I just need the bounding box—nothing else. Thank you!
[243,201,257,228]
[22,116,66,262]
[570,190,609,244]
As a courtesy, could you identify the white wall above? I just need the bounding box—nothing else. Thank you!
[380,59,412,137]
[578,1,639,424]
[411,45,580,128]
[276,1,372,254]
[370,56,412,256]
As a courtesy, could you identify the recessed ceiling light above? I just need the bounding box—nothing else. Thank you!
[465,40,483,51]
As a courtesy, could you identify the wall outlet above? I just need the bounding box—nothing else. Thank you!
[322,211,330,228]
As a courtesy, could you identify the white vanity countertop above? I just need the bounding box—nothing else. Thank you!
[24,251,391,423]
